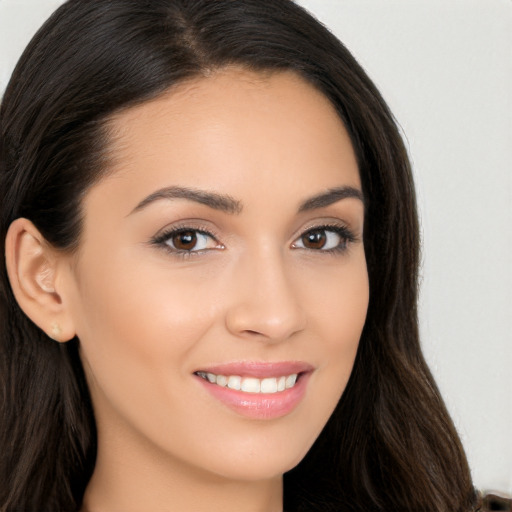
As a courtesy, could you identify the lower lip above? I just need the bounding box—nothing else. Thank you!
[195,373,311,420]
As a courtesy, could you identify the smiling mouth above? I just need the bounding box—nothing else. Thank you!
[194,371,302,394]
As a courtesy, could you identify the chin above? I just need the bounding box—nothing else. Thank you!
[188,434,314,483]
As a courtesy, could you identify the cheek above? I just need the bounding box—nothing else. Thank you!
[287,253,369,442]
[74,248,219,351]
[69,252,219,419]
[329,261,368,379]
[304,251,369,353]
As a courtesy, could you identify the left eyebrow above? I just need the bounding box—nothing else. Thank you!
[298,186,364,212]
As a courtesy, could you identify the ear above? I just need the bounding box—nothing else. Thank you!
[5,218,76,343]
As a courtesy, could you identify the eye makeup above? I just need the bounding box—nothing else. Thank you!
[149,219,358,259]
[150,223,223,259]
[292,223,358,255]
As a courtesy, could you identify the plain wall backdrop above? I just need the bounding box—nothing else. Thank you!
[1,0,511,495]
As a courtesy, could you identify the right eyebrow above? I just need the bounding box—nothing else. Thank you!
[129,186,243,216]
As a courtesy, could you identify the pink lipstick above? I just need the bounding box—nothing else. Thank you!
[193,361,313,419]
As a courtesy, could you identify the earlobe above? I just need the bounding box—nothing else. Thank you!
[5,218,76,343]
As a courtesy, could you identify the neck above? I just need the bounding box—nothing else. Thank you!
[81,420,283,512]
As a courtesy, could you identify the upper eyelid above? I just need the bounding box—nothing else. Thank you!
[152,222,220,242]
[294,221,357,240]
[300,222,350,233]
[292,224,356,245]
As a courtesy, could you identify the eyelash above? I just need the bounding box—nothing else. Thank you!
[151,223,357,259]
[293,224,357,255]
[151,224,221,259]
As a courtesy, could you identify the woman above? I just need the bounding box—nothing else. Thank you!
[0,1,478,511]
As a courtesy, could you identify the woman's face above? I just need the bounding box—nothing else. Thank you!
[62,68,369,481]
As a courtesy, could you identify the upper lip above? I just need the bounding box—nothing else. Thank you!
[193,361,314,378]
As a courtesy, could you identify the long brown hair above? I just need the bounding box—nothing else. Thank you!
[0,1,477,510]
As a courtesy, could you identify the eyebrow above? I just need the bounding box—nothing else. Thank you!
[130,185,364,216]
[297,186,364,212]
[130,186,243,215]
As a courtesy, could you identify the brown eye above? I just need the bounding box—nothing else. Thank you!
[158,229,219,253]
[301,230,327,249]
[171,230,197,251]
[292,226,351,252]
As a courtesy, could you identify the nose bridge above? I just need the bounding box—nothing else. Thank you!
[225,243,306,341]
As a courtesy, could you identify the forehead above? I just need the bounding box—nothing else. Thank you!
[108,67,343,141]
[88,67,361,216]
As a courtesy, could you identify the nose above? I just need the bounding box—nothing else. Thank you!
[224,248,306,342]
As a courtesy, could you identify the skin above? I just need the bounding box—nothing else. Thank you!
[7,68,369,512]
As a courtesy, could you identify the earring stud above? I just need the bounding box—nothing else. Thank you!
[49,323,62,341]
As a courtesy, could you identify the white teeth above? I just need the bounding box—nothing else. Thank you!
[260,377,278,393]
[241,377,260,393]
[216,374,228,387]
[197,371,299,394]
[285,374,297,389]
[227,375,242,391]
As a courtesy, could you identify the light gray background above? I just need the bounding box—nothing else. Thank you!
[1,0,511,494]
